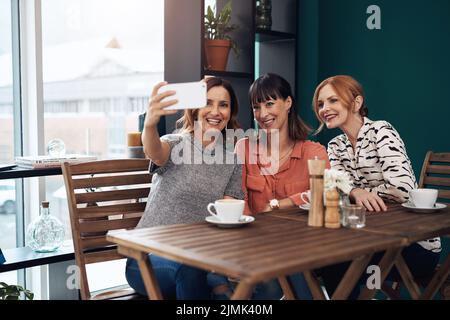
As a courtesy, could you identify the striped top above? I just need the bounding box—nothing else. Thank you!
[327,117,441,253]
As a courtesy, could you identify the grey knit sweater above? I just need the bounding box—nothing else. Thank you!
[137,133,244,228]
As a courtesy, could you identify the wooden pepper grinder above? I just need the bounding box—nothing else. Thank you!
[307,157,326,227]
[325,188,341,229]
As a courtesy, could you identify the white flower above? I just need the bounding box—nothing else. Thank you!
[324,169,353,194]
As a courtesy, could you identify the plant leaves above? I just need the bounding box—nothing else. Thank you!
[204,0,239,55]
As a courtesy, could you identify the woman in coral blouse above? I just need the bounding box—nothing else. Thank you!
[210,73,329,300]
[236,73,330,215]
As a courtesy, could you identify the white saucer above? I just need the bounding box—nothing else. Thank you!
[401,202,447,213]
[205,215,255,228]
[299,204,311,211]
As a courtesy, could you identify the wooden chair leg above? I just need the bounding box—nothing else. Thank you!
[231,280,255,300]
[358,248,402,300]
[118,246,163,300]
[304,270,326,300]
[332,254,373,300]
[277,276,297,300]
[395,254,421,300]
[421,254,450,300]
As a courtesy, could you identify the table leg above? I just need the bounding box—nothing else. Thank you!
[332,254,373,300]
[118,246,163,300]
[231,280,255,300]
[358,248,402,300]
[277,276,297,300]
[304,271,326,300]
[395,254,421,300]
[420,254,450,300]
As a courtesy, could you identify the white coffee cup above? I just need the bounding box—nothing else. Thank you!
[300,190,311,204]
[409,188,438,208]
[207,199,245,222]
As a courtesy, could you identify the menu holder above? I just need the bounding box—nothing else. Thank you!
[307,157,326,227]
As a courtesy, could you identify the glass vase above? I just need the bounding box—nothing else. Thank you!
[26,201,65,253]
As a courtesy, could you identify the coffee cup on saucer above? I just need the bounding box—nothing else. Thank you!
[409,188,438,208]
[300,190,311,205]
[207,199,245,223]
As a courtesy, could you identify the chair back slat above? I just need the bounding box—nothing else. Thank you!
[419,151,450,202]
[423,177,450,187]
[84,249,125,264]
[68,159,150,175]
[72,173,151,189]
[62,159,151,300]
[78,203,146,219]
[426,165,450,175]
[78,217,141,234]
[80,236,115,251]
[429,153,450,163]
[75,187,150,204]
[438,190,450,201]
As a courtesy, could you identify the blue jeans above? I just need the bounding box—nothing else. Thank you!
[207,272,313,300]
[125,255,211,299]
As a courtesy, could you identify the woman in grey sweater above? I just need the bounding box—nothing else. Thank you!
[125,77,244,299]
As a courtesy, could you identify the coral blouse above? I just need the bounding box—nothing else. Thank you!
[236,138,330,215]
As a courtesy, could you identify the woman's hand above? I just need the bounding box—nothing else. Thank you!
[350,188,387,212]
[261,203,272,213]
[144,82,178,128]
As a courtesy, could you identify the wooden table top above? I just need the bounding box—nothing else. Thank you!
[267,204,450,244]
[107,214,404,283]
[361,203,450,243]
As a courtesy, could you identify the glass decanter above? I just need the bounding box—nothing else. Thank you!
[26,201,65,252]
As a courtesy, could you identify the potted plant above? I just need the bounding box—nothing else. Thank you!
[0,282,34,300]
[204,1,239,71]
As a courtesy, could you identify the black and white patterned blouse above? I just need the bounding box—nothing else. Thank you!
[327,117,441,253]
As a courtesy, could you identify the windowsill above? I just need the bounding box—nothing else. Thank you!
[0,241,74,273]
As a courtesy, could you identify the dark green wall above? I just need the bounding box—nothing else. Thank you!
[297,0,450,178]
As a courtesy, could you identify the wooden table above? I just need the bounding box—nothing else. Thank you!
[359,204,450,300]
[268,204,450,300]
[107,214,405,300]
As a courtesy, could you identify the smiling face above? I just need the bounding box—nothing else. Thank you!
[316,84,350,129]
[252,96,292,131]
[197,86,231,133]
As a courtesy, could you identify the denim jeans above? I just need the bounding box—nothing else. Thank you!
[125,255,211,299]
[207,272,313,300]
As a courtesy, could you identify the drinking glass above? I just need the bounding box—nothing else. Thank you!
[341,204,366,228]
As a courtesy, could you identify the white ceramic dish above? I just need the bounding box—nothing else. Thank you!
[299,204,311,211]
[401,202,447,213]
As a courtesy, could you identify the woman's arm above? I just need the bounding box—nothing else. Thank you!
[142,82,178,166]
[328,138,387,211]
[364,122,417,203]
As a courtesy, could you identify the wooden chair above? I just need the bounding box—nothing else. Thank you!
[382,151,450,299]
[418,151,450,202]
[62,159,151,300]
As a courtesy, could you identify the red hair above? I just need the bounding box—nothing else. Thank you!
[313,75,368,133]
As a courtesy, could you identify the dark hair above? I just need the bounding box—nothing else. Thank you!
[313,75,368,133]
[249,73,311,141]
[176,77,240,133]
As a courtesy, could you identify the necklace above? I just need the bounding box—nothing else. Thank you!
[278,142,295,162]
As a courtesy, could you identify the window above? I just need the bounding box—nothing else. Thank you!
[0,0,17,285]
[40,0,164,292]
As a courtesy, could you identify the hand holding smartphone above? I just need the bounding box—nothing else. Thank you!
[159,81,207,110]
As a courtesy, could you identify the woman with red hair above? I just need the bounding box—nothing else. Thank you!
[313,75,440,298]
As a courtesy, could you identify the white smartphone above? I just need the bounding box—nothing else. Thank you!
[160,81,207,110]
